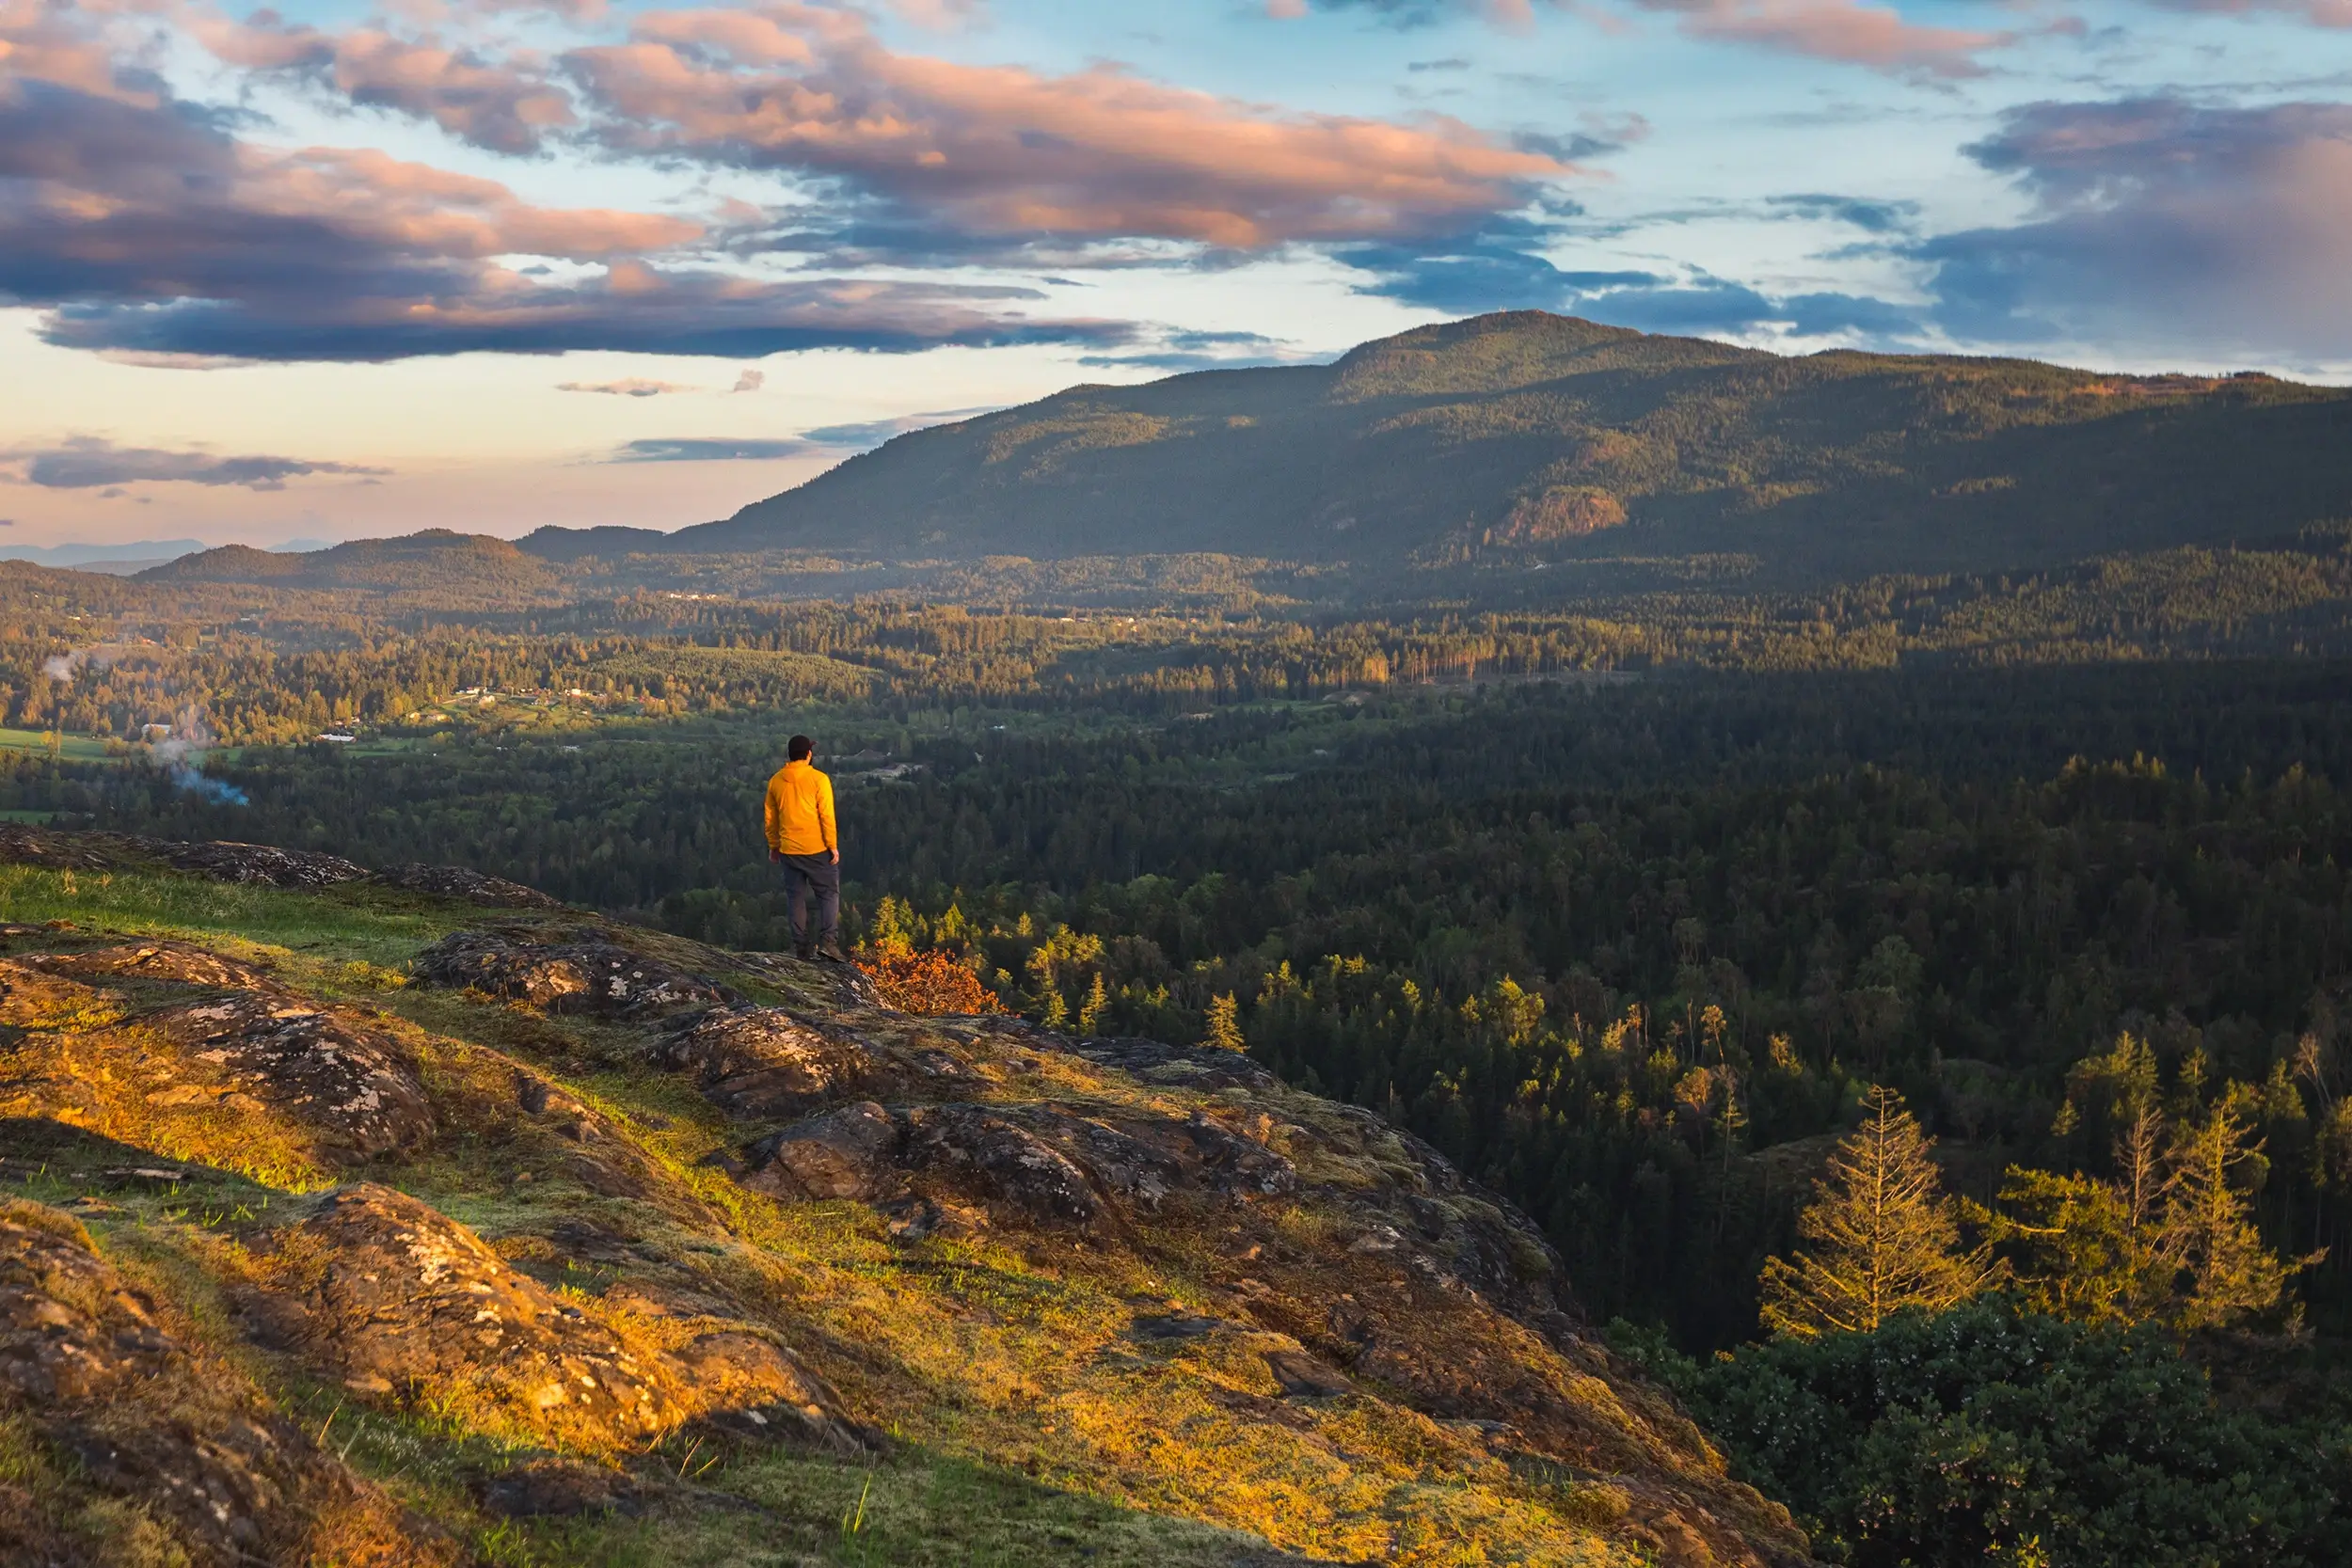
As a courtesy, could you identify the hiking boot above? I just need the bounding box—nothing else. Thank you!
[793,942,814,961]
[816,942,849,964]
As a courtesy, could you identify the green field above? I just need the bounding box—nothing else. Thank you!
[0,727,113,763]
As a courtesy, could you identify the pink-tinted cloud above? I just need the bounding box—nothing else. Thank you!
[1636,0,2008,75]
[0,0,163,102]
[565,3,1570,247]
[194,11,575,153]
[1283,0,2005,72]
[2145,0,2352,24]
[242,144,696,257]
[0,12,1136,362]
[559,376,697,395]
[887,0,989,26]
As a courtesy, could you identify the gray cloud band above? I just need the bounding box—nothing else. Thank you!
[6,438,389,491]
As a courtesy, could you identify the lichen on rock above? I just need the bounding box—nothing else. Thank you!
[257,1183,866,1455]
[415,929,739,1017]
[0,1197,453,1567]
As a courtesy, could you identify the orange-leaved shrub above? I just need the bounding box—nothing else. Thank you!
[856,947,1006,1016]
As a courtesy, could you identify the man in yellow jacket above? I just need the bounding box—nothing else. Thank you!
[764,735,843,961]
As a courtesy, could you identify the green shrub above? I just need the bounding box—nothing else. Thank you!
[1618,1301,2349,1567]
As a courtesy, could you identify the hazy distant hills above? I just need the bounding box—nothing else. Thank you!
[146,311,2352,594]
[665,310,2352,579]
[1,538,211,575]
[142,530,561,597]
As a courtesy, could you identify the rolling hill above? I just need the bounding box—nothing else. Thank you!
[655,311,2352,580]
[140,529,564,599]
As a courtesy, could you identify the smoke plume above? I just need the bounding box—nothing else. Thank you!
[151,709,249,806]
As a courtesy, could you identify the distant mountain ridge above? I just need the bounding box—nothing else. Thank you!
[148,312,2352,591]
[655,311,2352,578]
[1,538,211,573]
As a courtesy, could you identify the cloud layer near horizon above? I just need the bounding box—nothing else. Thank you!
[3,436,389,490]
[1925,98,2352,356]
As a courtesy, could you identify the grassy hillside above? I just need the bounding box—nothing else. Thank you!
[676,312,2352,581]
[0,830,1808,1567]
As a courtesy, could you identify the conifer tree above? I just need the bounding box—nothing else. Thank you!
[1076,972,1109,1035]
[1205,992,1245,1053]
[1972,1167,2171,1325]
[1759,1085,1997,1338]
[2162,1103,2295,1331]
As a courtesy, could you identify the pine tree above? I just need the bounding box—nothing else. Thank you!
[1204,992,1245,1053]
[2161,1103,2294,1331]
[1759,1085,1998,1338]
[1076,972,1109,1035]
[1973,1167,2171,1325]
[2115,1102,2165,1229]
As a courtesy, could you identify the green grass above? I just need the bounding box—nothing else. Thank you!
[0,864,467,969]
[475,1449,1293,1568]
[0,727,113,763]
[4,1160,1300,1568]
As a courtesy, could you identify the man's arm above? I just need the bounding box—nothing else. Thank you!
[818,773,838,863]
[763,774,784,859]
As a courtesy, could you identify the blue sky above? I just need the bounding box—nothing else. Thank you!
[3,0,2349,547]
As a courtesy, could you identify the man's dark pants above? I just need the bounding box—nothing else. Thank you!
[782,852,840,951]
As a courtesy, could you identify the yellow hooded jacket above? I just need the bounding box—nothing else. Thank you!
[764,759,837,858]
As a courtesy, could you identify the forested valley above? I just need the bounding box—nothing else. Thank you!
[8,537,2352,1562]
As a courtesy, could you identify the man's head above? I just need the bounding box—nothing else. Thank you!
[788,735,814,762]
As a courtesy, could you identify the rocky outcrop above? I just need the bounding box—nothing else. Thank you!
[905,1105,1125,1231]
[660,1006,888,1117]
[0,958,118,1031]
[0,1199,452,1568]
[0,825,557,906]
[416,930,739,1017]
[259,1184,866,1456]
[735,1097,1301,1232]
[0,825,369,889]
[0,845,1817,1567]
[0,823,114,870]
[475,1456,644,1519]
[379,863,564,910]
[161,839,371,888]
[742,1100,905,1201]
[29,940,276,991]
[2,943,435,1163]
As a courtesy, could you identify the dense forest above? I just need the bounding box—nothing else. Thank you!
[15,659,2352,1354]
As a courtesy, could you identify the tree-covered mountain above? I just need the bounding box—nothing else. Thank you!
[142,530,564,601]
[661,311,2352,580]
